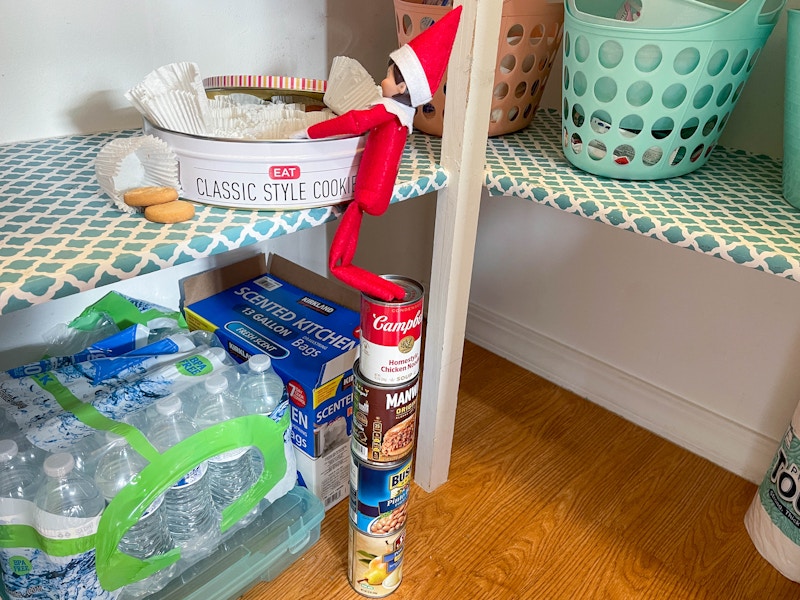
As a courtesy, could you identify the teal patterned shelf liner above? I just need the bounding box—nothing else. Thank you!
[485,109,800,280]
[0,130,446,315]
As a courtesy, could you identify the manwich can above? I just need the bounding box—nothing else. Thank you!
[359,276,424,386]
[352,361,419,463]
[348,520,405,597]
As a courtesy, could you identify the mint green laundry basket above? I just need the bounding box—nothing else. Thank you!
[561,0,784,180]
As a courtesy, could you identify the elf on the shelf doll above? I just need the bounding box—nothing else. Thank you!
[306,6,463,302]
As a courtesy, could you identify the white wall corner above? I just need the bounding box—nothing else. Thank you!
[465,301,780,485]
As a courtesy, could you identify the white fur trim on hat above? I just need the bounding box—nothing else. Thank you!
[390,44,432,107]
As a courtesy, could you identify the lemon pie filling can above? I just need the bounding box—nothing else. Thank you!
[359,276,424,386]
[348,520,405,597]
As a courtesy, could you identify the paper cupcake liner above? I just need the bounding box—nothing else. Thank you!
[95,135,180,214]
[324,56,382,115]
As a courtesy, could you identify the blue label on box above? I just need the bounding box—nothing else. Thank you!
[186,270,360,459]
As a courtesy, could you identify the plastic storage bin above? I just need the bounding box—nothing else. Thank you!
[561,0,784,180]
[144,485,324,600]
[393,0,564,137]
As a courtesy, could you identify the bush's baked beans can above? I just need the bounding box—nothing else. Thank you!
[350,448,411,536]
[352,360,418,463]
[359,276,424,386]
[348,520,405,597]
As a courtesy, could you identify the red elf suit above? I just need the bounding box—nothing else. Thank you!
[306,6,463,302]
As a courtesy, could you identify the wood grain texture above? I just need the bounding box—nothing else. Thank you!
[242,341,800,599]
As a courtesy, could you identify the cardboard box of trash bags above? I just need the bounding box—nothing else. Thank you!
[182,253,361,510]
[0,291,323,600]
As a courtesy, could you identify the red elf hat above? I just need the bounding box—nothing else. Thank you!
[389,5,463,108]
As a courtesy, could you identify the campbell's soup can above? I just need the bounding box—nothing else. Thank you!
[348,520,405,597]
[360,276,424,386]
[350,449,411,536]
[352,361,418,463]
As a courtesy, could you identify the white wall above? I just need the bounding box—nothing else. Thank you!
[466,0,800,483]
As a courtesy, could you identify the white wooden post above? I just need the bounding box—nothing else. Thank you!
[414,0,502,491]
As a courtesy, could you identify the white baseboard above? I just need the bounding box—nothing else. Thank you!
[465,303,778,484]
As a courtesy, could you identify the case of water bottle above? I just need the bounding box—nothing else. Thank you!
[0,313,323,600]
[182,253,361,510]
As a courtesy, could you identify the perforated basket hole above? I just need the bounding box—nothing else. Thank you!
[573,71,587,96]
[598,40,623,69]
[732,81,745,103]
[564,31,572,57]
[707,49,729,76]
[634,45,662,72]
[538,55,549,71]
[401,14,413,36]
[570,132,583,154]
[693,85,713,109]
[731,49,748,75]
[588,140,607,160]
[524,104,534,119]
[613,144,636,165]
[747,48,762,72]
[572,103,585,127]
[522,54,536,73]
[421,103,437,121]
[716,83,733,107]
[515,82,527,98]
[494,82,510,101]
[626,81,653,107]
[702,115,718,136]
[563,97,569,118]
[575,36,590,62]
[719,112,730,131]
[690,144,705,162]
[590,110,612,134]
[662,84,687,109]
[500,54,517,75]
[674,47,701,75]
[490,108,504,123]
[680,117,699,139]
[642,146,663,166]
[564,65,570,90]
[670,146,687,166]
[594,77,617,103]
[507,24,524,46]
[651,117,674,139]
[620,114,644,137]
[508,106,520,122]
[420,16,435,31]
[530,23,545,46]
[530,79,540,97]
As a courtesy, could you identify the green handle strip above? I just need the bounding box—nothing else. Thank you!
[31,371,161,463]
[94,411,290,592]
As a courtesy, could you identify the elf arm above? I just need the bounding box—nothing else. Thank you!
[307,104,399,139]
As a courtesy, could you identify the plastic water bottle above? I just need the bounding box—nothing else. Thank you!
[194,375,256,510]
[0,439,41,500]
[34,451,105,520]
[148,395,218,555]
[238,354,287,416]
[94,432,173,559]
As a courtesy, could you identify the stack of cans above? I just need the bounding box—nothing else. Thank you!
[348,276,424,598]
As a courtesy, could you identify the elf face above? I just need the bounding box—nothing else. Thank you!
[381,65,407,99]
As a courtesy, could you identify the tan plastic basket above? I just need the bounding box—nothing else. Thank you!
[393,0,564,137]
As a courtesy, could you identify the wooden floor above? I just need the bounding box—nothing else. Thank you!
[243,341,799,599]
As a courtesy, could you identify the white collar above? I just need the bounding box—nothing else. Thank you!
[372,98,416,134]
